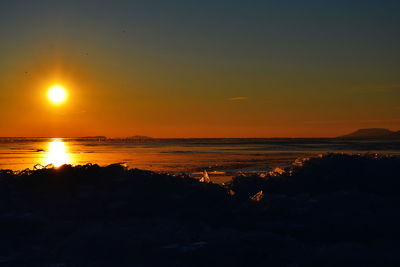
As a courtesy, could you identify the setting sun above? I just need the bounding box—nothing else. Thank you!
[47,85,67,104]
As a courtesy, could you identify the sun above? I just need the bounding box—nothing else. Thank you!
[47,85,67,104]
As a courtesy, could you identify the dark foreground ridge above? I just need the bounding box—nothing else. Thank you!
[1,154,400,266]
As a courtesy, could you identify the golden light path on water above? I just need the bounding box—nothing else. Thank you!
[45,139,71,167]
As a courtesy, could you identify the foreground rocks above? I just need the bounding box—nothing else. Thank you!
[0,155,400,266]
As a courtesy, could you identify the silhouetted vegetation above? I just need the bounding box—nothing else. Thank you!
[1,154,400,266]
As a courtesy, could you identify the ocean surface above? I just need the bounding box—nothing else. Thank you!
[1,138,400,182]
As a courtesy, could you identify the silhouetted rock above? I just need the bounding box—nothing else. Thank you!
[1,154,400,266]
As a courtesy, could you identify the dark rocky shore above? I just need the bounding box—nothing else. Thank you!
[1,154,400,266]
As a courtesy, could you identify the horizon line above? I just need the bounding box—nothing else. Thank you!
[0,136,339,139]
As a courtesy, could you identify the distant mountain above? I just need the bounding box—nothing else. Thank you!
[338,128,400,139]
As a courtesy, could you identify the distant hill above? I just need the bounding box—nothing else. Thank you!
[338,128,400,139]
[109,135,154,141]
[126,135,153,140]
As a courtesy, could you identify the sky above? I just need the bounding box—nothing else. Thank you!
[0,0,399,138]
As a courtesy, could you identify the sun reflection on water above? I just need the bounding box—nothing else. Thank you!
[46,139,70,167]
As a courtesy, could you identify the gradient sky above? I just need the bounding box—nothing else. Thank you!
[0,0,399,137]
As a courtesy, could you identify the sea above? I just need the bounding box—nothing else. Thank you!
[1,138,400,183]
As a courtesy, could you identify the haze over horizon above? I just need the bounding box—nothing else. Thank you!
[1,0,399,138]
[1,127,400,139]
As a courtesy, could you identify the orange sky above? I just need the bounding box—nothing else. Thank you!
[0,1,399,138]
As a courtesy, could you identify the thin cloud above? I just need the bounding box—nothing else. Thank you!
[228,96,248,101]
[301,118,400,125]
[352,84,400,93]
[366,85,400,94]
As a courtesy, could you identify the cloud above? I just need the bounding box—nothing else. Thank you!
[380,85,400,92]
[301,118,400,125]
[358,84,400,93]
[228,96,248,101]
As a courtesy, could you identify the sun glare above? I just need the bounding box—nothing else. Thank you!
[46,140,70,167]
[48,85,67,104]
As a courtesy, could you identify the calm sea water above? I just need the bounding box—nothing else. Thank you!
[1,138,400,182]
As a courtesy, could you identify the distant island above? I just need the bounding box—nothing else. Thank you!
[110,135,154,141]
[126,135,153,140]
[338,128,400,139]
